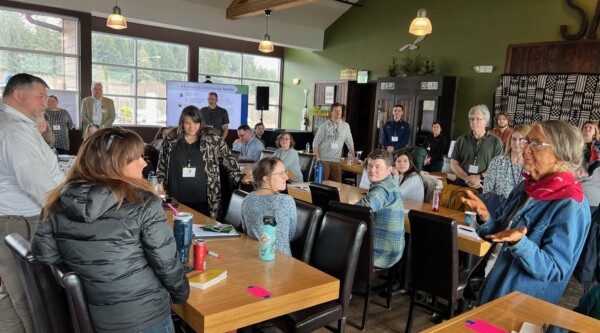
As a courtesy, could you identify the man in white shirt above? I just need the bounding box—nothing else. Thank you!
[80,82,116,130]
[0,73,65,333]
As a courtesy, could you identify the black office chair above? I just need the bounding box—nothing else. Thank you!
[290,200,323,263]
[270,212,367,333]
[328,201,395,330]
[4,233,72,333]
[404,210,467,333]
[53,262,95,333]
[309,183,340,213]
[222,189,248,231]
[298,152,315,182]
[259,149,275,160]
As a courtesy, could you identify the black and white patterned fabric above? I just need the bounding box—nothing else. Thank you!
[494,74,600,127]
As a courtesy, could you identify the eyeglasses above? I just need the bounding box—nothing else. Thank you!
[271,171,287,178]
[105,127,124,151]
[518,138,552,151]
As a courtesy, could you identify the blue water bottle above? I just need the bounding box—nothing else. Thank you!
[259,216,277,261]
[314,160,323,184]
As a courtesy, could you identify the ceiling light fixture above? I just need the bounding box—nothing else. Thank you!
[409,8,432,36]
[258,10,274,53]
[107,1,127,30]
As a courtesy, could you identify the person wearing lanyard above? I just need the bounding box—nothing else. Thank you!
[381,104,411,153]
[451,104,503,191]
[80,82,115,132]
[157,105,247,220]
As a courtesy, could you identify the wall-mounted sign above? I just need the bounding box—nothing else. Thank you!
[381,82,395,90]
[357,70,369,84]
[340,68,358,80]
[421,82,439,90]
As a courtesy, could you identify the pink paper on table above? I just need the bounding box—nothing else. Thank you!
[465,319,509,333]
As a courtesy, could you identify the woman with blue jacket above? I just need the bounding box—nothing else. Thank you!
[463,120,591,305]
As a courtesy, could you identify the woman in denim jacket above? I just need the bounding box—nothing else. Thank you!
[463,120,592,306]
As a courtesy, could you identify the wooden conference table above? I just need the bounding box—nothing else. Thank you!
[423,291,600,332]
[165,205,339,333]
[287,180,491,257]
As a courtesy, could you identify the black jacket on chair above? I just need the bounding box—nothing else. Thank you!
[32,183,189,333]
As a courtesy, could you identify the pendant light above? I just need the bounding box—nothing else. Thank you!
[409,8,432,36]
[258,10,274,53]
[107,1,127,30]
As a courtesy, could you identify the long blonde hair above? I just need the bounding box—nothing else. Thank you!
[44,127,153,218]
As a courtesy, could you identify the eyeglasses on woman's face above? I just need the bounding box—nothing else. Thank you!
[271,171,287,178]
[518,138,552,152]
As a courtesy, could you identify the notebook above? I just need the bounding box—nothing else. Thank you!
[188,269,227,289]
[192,224,240,238]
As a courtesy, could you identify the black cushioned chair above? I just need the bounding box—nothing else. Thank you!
[328,201,394,330]
[53,262,95,333]
[290,200,323,263]
[223,189,248,231]
[270,212,366,333]
[4,233,72,333]
[298,152,315,182]
[405,210,467,333]
[309,183,340,213]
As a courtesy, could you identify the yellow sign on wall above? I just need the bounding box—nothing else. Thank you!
[340,68,358,80]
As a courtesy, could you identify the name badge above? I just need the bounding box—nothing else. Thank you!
[391,136,398,142]
[331,142,340,149]
[53,125,61,131]
[468,164,479,174]
[182,167,196,178]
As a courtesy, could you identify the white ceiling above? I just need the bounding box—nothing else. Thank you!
[14,0,360,50]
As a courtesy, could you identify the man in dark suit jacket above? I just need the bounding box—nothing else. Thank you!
[80,82,115,130]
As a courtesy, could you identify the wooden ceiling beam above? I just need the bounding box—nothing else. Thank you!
[227,0,317,20]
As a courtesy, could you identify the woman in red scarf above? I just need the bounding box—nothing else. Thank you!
[463,120,591,306]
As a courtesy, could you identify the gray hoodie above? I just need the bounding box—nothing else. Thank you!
[313,120,354,162]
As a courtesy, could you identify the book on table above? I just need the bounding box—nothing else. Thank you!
[192,223,240,238]
[189,270,227,289]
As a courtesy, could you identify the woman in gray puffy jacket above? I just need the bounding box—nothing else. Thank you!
[32,127,189,333]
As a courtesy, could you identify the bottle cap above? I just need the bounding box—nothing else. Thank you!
[263,216,277,226]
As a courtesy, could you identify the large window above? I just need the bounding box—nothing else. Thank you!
[199,48,281,128]
[92,32,188,126]
[0,7,80,123]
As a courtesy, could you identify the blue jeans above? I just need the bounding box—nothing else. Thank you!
[137,315,175,333]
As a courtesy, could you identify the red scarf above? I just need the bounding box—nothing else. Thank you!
[522,171,584,202]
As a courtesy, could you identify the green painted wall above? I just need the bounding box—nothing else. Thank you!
[281,0,597,138]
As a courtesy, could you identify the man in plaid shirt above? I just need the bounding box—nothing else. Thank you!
[356,149,405,269]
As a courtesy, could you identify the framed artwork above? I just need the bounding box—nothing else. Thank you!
[324,85,336,104]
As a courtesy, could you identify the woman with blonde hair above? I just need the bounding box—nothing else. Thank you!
[32,127,189,333]
[83,123,100,140]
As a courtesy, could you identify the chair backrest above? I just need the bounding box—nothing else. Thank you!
[259,149,275,160]
[422,174,440,203]
[328,201,374,283]
[4,233,72,333]
[407,210,460,303]
[291,200,323,263]
[223,189,248,230]
[310,212,366,317]
[53,262,95,333]
[440,184,472,212]
[298,152,315,182]
[309,182,340,212]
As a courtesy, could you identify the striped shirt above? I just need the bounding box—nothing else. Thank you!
[0,102,65,216]
[45,108,73,151]
[356,174,405,269]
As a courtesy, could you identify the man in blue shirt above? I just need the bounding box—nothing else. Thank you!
[237,124,264,161]
[381,104,411,152]
[355,149,404,269]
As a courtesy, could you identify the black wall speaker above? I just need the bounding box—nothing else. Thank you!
[256,86,269,110]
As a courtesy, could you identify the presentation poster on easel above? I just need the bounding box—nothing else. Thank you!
[166,80,248,128]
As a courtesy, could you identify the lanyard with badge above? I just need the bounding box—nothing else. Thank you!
[469,136,486,174]
[182,143,197,178]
